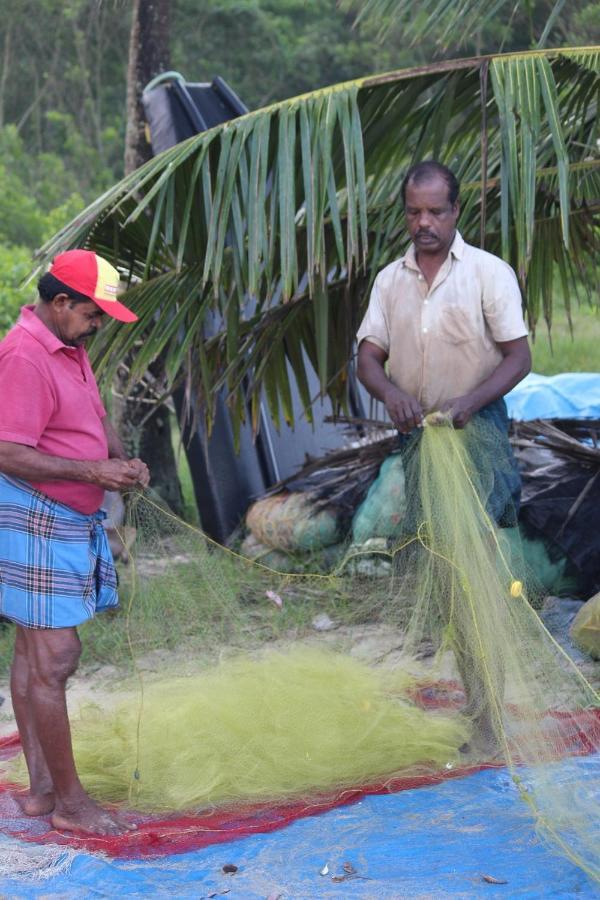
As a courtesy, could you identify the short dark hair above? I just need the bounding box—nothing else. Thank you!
[401,161,460,206]
[37,272,92,305]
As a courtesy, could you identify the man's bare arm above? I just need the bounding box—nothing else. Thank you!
[102,417,127,460]
[440,336,531,428]
[357,340,424,433]
[0,441,147,492]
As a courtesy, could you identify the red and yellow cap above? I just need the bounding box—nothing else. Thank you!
[49,250,138,323]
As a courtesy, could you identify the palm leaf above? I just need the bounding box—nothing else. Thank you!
[341,0,565,49]
[33,47,600,433]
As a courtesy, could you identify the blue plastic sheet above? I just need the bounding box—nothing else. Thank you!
[1,760,598,898]
[505,372,600,421]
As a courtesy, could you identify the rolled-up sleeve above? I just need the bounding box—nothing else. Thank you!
[356,275,390,353]
[0,356,55,446]
[482,260,529,342]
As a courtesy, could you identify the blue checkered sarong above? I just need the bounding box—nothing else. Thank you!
[0,474,118,628]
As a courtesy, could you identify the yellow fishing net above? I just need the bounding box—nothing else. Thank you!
[69,649,467,812]
[9,414,599,878]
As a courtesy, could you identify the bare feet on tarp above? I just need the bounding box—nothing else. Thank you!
[16,789,56,817]
[50,794,137,836]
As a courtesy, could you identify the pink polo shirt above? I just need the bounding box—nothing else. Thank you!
[0,306,108,513]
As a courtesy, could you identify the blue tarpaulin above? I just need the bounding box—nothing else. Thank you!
[505,372,600,421]
[1,759,598,898]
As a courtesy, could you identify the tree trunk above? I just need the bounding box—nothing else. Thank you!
[124,0,171,175]
[121,0,185,516]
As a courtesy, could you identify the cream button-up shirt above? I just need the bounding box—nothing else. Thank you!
[356,231,528,412]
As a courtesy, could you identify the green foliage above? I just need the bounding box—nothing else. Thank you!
[0,244,32,336]
[567,2,600,43]
[342,0,593,53]
[0,125,87,336]
[0,1,130,187]
[0,127,84,249]
[172,0,424,109]
[2,0,599,435]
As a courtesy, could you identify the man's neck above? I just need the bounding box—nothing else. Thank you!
[414,232,456,287]
[34,303,60,339]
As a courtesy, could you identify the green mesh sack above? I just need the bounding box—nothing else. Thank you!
[352,453,406,544]
[246,491,341,551]
[570,591,600,659]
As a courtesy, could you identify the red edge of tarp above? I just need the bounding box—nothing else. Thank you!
[0,734,503,859]
[1,688,598,860]
[0,749,502,859]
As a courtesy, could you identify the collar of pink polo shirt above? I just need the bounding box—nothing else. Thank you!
[19,304,83,356]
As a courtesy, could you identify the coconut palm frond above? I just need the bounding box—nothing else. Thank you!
[34,48,600,432]
[341,0,566,50]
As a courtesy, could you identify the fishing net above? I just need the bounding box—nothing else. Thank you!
[66,650,467,812]
[0,836,74,881]
[2,414,599,878]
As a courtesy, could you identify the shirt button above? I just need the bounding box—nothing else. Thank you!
[418,274,424,281]
[423,327,428,333]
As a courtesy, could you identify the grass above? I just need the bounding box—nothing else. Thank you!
[530,297,600,375]
[0,532,386,677]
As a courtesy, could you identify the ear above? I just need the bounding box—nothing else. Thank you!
[51,292,71,311]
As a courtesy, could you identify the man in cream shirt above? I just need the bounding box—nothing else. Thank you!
[358,160,531,433]
[357,161,531,752]
[357,160,531,526]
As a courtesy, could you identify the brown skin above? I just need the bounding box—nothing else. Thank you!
[404,175,460,283]
[5,293,148,834]
[36,292,105,348]
[357,173,531,431]
[357,342,424,433]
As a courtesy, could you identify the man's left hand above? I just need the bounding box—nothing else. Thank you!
[128,458,150,488]
[439,395,478,429]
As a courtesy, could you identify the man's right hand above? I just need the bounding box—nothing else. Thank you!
[89,458,149,491]
[383,385,424,433]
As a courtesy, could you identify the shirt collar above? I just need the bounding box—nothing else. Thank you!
[449,230,465,260]
[403,230,465,270]
[17,305,77,355]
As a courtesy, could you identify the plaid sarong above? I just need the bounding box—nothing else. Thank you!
[0,474,118,628]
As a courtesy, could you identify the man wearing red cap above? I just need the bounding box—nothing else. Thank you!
[0,249,149,836]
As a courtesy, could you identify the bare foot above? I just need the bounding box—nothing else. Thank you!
[51,797,137,836]
[16,790,55,817]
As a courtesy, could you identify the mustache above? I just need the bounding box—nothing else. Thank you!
[416,230,437,239]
